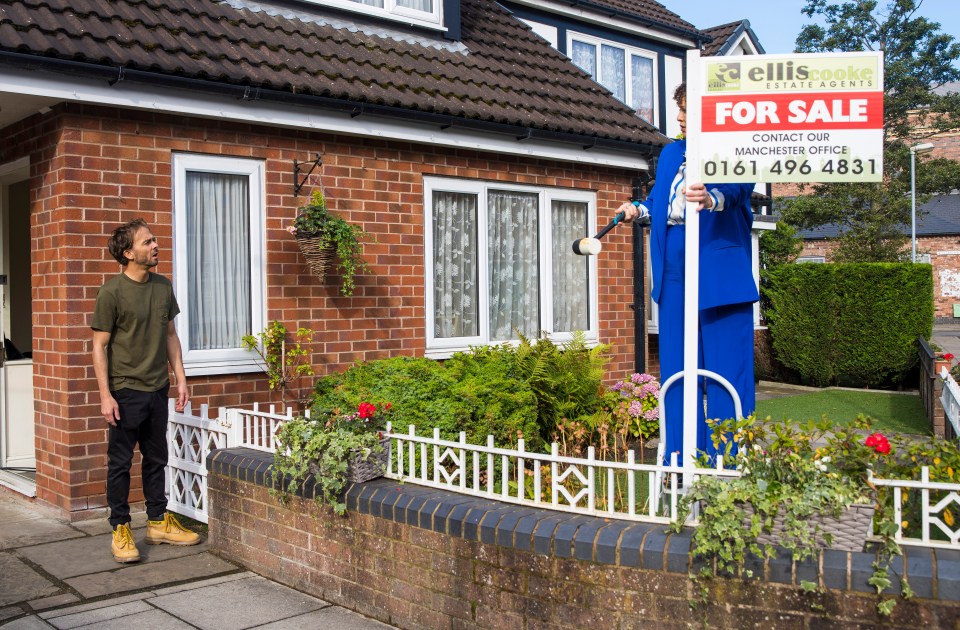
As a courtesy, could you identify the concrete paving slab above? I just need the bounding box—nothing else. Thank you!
[70,513,148,537]
[0,553,60,607]
[148,575,328,630]
[0,615,54,629]
[150,571,255,596]
[50,607,195,630]
[26,594,80,611]
[64,552,237,599]
[39,593,154,620]
[258,606,395,629]
[0,605,26,623]
[44,600,154,629]
[0,518,84,551]
[19,532,210,579]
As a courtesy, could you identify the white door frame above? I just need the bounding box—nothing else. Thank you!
[0,156,36,496]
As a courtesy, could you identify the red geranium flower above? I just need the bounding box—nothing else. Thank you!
[357,402,377,419]
[865,432,890,454]
[944,353,955,362]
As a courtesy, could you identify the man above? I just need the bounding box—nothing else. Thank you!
[619,83,758,464]
[92,219,200,562]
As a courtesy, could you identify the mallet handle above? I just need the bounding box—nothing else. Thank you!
[594,211,626,240]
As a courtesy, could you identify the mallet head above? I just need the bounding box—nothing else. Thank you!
[572,237,602,256]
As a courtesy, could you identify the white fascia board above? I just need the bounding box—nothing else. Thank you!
[506,0,697,48]
[0,67,651,171]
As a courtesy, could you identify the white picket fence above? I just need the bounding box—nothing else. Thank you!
[165,402,301,522]
[941,365,960,437]
[385,424,737,523]
[166,401,960,550]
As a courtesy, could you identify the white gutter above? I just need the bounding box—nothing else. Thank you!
[0,67,651,171]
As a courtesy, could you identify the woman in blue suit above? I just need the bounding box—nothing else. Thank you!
[620,83,758,464]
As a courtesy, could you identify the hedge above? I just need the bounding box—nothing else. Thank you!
[762,263,933,387]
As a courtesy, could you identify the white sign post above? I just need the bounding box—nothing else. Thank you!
[675,50,884,473]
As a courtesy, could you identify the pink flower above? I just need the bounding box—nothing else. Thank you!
[286,225,297,235]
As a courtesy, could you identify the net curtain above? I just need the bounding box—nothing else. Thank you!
[184,172,251,351]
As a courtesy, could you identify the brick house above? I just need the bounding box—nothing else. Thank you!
[798,193,960,321]
[0,0,727,518]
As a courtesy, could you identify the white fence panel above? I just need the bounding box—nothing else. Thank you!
[383,423,739,524]
[165,401,231,523]
[870,466,960,549]
[941,366,960,436]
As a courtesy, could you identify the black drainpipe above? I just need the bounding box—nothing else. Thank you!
[630,165,655,374]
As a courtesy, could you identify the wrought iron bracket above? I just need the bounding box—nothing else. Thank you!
[293,153,323,197]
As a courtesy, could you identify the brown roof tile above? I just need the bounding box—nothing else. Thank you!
[700,21,743,56]
[0,0,666,148]
[570,0,699,37]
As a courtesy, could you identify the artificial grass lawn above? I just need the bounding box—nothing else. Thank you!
[755,389,929,435]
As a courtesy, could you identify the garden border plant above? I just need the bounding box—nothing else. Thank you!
[667,412,960,616]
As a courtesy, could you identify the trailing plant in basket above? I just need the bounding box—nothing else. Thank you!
[287,190,372,296]
[273,401,391,515]
[673,414,930,616]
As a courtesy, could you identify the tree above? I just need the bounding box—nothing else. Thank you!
[759,222,803,268]
[779,0,960,261]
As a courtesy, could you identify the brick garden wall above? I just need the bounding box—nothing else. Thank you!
[0,103,645,518]
[206,449,960,630]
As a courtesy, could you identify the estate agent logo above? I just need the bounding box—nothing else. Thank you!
[707,62,741,92]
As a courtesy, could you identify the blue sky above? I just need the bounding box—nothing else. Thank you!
[660,0,960,62]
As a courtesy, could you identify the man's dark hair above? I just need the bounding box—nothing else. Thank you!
[673,82,686,106]
[108,218,149,265]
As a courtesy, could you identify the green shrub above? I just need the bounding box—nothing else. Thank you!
[762,263,932,387]
[308,333,611,451]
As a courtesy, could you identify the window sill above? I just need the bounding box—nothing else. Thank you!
[184,361,264,378]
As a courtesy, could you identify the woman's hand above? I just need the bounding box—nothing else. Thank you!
[618,201,640,221]
[683,183,714,211]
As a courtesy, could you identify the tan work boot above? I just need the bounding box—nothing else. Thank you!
[145,513,201,546]
[111,523,141,563]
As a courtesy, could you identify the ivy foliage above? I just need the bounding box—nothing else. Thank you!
[292,190,372,296]
[272,417,383,515]
[762,262,933,386]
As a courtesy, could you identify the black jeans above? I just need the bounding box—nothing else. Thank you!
[107,385,169,527]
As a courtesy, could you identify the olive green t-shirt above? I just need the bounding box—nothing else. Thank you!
[91,272,180,392]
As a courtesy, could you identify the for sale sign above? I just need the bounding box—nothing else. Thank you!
[697,52,884,183]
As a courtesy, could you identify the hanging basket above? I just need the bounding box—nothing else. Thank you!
[296,236,336,279]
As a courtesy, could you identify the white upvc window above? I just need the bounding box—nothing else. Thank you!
[796,256,826,264]
[172,154,266,375]
[319,0,442,30]
[567,32,658,125]
[424,177,599,357]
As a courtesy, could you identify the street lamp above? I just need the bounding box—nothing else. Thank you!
[910,142,935,262]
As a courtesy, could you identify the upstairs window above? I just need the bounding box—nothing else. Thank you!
[323,0,442,29]
[568,33,657,125]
